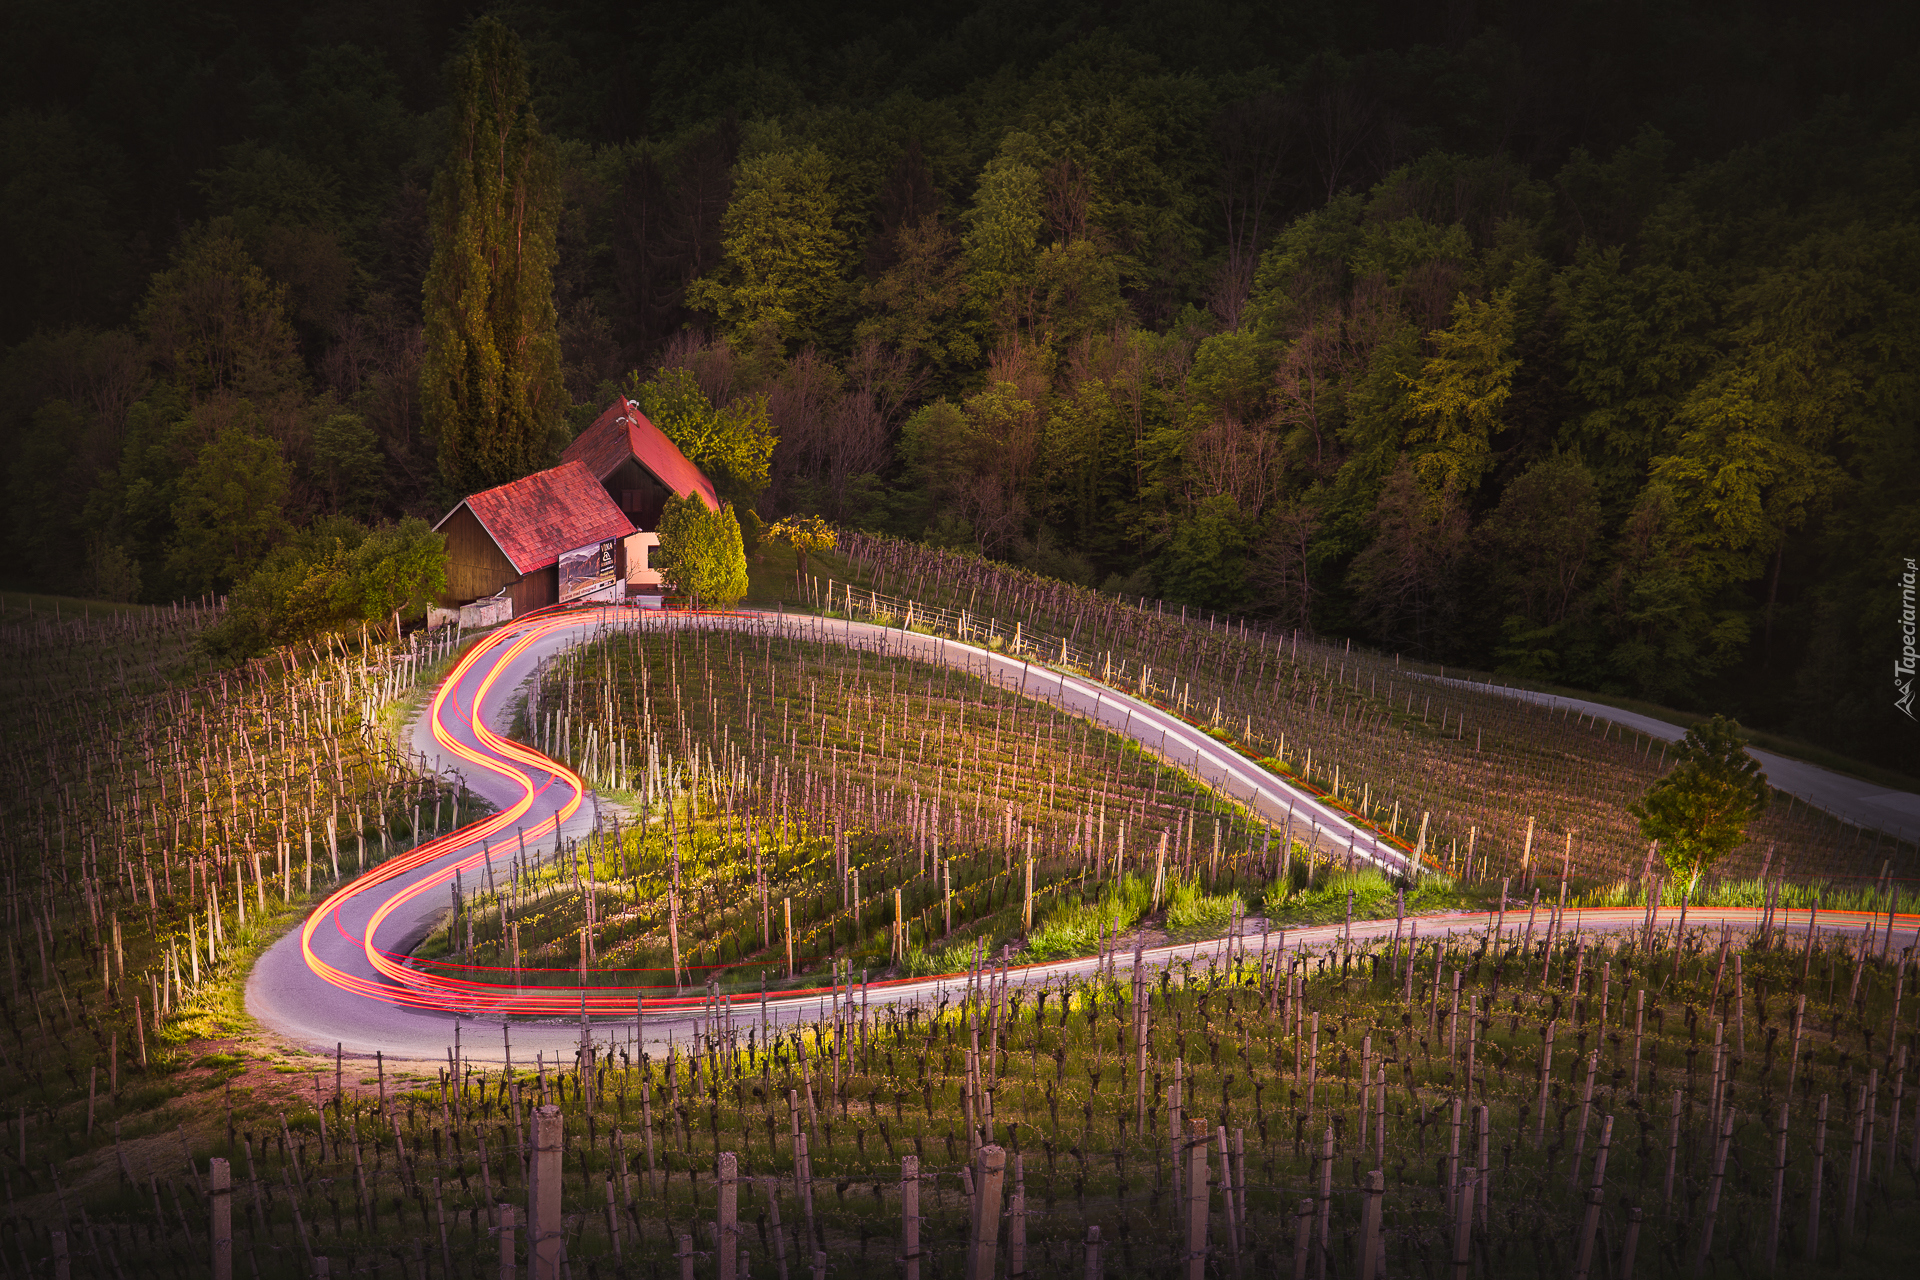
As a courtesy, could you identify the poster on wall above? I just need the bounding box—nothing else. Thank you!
[559,539,619,603]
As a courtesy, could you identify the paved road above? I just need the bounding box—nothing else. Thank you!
[247,608,1915,1069]
[1425,675,1920,843]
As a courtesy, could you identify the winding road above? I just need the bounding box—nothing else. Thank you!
[246,607,1915,1069]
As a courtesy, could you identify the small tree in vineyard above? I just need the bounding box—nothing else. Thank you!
[767,513,836,573]
[1629,714,1769,894]
[658,494,749,608]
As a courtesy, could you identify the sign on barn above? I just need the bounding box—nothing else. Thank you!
[558,539,619,603]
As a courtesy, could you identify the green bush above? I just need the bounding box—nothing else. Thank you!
[201,515,447,661]
[658,493,749,608]
[1256,865,1469,924]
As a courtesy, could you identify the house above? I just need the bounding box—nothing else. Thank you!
[561,397,720,595]
[434,460,636,617]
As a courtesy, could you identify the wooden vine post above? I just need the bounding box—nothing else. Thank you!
[901,1154,921,1280]
[529,1104,563,1279]
[719,1151,739,1280]
[209,1156,232,1280]
[1185,1118,1211,1280]
[970,1144,1007,1280]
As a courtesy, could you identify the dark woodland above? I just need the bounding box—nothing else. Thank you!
[3,0,1916,768]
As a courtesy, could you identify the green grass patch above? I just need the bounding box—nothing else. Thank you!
[902,939,983,978]
[1255,866,1474,925]
[1573,873,1903,912]
[1164,875,1243,931]
[743,542,801,606]
[1026,873,1152,960]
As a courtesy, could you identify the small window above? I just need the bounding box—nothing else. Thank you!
[646,543,661,569]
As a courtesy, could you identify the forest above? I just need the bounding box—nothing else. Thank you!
[2,0,1916,770]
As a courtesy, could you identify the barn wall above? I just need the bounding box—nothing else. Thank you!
[510,565,558,615]
[441,506,521,603]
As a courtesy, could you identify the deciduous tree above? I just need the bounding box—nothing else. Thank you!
[767,513,835,573]
[686,146,845,347]
[167,413,289,593]
[629,367,777,508]
[1345,454,1469,654]
[1400,285,1519,496]
[1628,715,1769,894]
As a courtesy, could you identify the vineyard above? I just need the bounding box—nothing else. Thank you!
[415,615,1295,996]
[2,559,1918,1278]
[0,596,471,1266]
[812,534,1919,895]
[25,902,1920,1277]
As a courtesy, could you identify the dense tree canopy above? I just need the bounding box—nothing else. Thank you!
[0,0,1914,766]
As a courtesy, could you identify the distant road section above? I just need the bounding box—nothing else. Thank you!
[1426,675,1919,843]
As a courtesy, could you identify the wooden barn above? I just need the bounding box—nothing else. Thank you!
[433,460,636,616]
[561,398,720,593]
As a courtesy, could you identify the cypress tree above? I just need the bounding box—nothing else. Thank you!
[422,17,565,493]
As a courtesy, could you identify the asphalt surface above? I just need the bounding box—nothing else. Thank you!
[247,608,1913,1069]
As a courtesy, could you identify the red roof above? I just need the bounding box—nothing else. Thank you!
[563,398,721,512]
[436,460,636,575]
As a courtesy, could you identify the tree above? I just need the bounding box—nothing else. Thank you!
[421,18,565,494]
[1554,243,1715,491]
[962,156,1046,339]
[855,213,974,386]
[950,377,1045,554]
[202,516,448,660]
[343,518,448,637]
[1480,452,1602,626]
[311,411,386,516]
[767,513,835,573]
[82,535,142,603]
[167,414,289,593]
[1479,452,1603,677]
[612,124,741,354]
[685,146,845,346]
[656,493,748,608]
[8,399,92,583]
[1400,286,1520,497]
[140,224,305,406]
[1628,715,1769,895]
[899,398,976,544]
[1345,454,1470,655]
[1158,493,1253,608]
[629,367,777,507]
[1595,480,1750,703]
[1251,499,1324,632]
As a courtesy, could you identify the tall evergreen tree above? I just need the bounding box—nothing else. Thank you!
[421,18,564,494]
